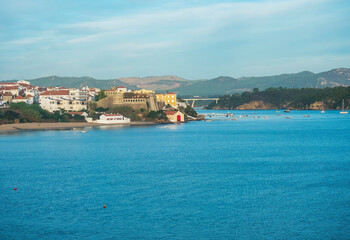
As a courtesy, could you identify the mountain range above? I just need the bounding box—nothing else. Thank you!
[2,68,350,97]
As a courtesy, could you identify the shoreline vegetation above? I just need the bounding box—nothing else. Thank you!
[206,86,350,110]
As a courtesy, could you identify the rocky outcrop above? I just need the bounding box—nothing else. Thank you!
[236,101,274,110]
[309,101,323,110]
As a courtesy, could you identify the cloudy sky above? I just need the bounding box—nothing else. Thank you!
[0,0,349,80]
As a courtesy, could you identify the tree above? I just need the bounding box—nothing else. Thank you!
[96,90,107,101]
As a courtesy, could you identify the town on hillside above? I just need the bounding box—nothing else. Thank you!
[0,80,201,124]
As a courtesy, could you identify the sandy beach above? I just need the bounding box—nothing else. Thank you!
[0,121,157,132]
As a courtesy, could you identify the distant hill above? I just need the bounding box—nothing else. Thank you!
[174,68,350,97]
[172,76,241,96]
[118,75,190,91]
[1,68,349,96]
[15,76,137,90]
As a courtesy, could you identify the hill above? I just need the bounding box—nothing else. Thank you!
[118,75,190,91]
[207,86,350,110]
[1,68,350,96]
[172,76,241,96]
[23,76,137,90]
[173,68,350,97]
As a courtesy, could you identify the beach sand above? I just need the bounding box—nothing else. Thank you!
[0,121,156,132]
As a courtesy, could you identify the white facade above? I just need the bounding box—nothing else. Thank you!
[40,97,88,112]
[95,114,130,124]
[69,89,89,100]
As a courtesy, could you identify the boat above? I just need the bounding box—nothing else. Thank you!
[304,115,309,118]
[321,100,325,114]
[284,109,290,113]
[276,107,280,113]
[340,99,348,114]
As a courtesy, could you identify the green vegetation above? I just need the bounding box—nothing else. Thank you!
[179,106,198,117]
[109,105,141,121]
[207,87,350,110]
[0,102,85,124]
[146,111,168,121]
[95,90,107,101]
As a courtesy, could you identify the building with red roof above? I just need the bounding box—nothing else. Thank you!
[164,110,184,122]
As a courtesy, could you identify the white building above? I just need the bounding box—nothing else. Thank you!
[95,114,130,124]
[12,95,29,103]
[69,89,89,100]
[39,90,88,112]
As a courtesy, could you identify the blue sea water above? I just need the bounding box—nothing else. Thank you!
[0,110,349,239]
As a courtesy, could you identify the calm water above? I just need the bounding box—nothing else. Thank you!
[1,110,349,239]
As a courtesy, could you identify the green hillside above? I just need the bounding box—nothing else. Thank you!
[172,68,350,97]
[172,76,240,96]
[1,68,349,96]
[207,86,350,110]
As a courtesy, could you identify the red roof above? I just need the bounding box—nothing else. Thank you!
[2,93,13,96]
[117,86,126,88]
[103,114,121,116]
[26,94,33,98]
[4,86,18,90]
[164,111,178,115]
[0,83,17,85]
[14,95,26,99]
[41,90,69,96]
[166,92,176,94]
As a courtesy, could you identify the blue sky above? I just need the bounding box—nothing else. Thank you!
[0,0,349,80]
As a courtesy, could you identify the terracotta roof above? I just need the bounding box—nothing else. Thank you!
[41,90,69,96]
[104,114,121,116]
[164,111,178,115]
[4,86,18,90]
[14,95,26,99]
[117,86,126,88]
[0,83,17,85]
[26,94,33,98]
[2,93,13,96]
[166,92,176,94]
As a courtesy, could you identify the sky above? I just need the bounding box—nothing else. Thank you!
[0,0,349,80]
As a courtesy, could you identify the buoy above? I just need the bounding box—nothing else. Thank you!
[14,188,17,191]
[103,205,106,208]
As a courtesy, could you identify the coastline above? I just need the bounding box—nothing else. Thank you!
[0,121,157,133]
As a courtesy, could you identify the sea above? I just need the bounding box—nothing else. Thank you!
[1,110,349,239]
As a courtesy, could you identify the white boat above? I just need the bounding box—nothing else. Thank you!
[321,101,325,114]
[340,99,348,114]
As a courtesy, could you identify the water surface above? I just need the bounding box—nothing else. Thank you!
[1,110,349,239]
